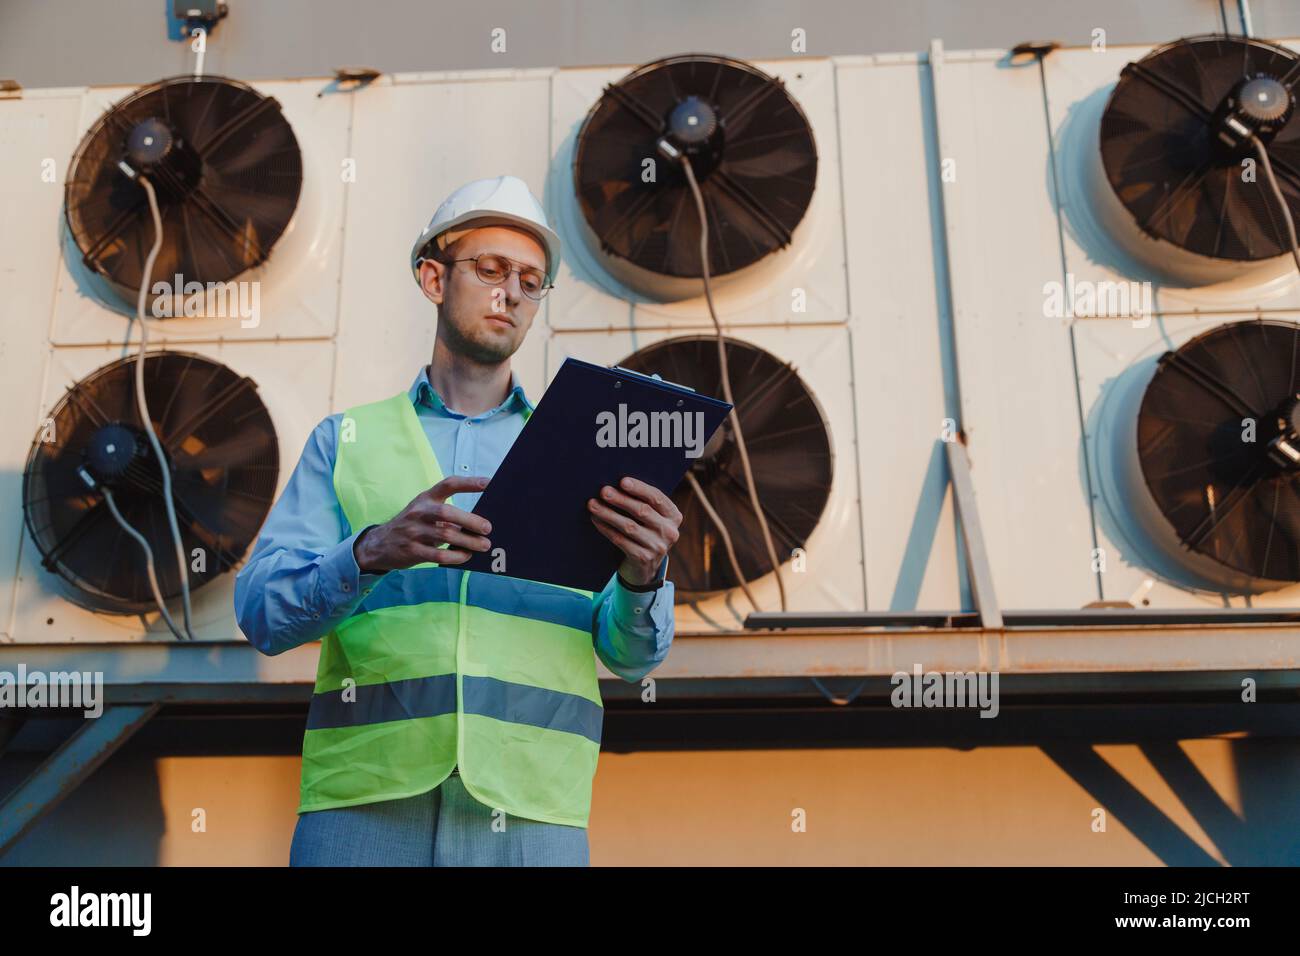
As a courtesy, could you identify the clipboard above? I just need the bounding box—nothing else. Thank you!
[460,357,733,592]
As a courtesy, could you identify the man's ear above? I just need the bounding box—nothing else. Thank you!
[418,258,447,305]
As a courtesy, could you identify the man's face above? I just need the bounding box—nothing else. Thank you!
[418,225,546,364]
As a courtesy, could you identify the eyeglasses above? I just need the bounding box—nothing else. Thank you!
[449,253,554,300]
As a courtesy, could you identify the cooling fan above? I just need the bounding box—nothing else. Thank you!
[573,53,817,294]
[1099,35,1300,267]
[618,336,832,599]
[1134,319,1300,590]
[64,75,303,306]
[22,352,279,613]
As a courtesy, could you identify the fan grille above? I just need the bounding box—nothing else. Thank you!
[1100,35,1300,261]
[1137,319,1300,584]
[618,336,832,598]
[22,352,279,612]
[64,75,303,302]
[573,54,818,279]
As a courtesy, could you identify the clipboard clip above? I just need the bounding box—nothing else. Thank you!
[609,365,697,393]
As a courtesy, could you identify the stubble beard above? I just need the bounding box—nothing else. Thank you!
[440,292,518,365]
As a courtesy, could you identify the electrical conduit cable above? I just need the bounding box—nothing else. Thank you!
[1250,135,1300,277]
[99,486,188,640]
[677,154,789,611]
[128,169,196,639]
[683,470,761,611]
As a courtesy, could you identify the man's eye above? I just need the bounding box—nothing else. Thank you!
[522,273,543,291]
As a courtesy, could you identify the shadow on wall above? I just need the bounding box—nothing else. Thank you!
[1045,738,1300,866]
[0,743,166,866]
[4,717,1300,864]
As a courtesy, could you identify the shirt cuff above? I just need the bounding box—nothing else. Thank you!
[318,525,387,606]
[611,555,668,621]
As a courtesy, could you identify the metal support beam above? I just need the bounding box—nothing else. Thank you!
[945,439,1003,629]
[0,703,159,857]
[5,623,1300,688]
[746,607,1300,629]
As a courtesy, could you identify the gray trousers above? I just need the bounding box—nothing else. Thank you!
[289,773,590,866]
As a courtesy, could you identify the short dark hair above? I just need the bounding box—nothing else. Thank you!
[419,236,456,270]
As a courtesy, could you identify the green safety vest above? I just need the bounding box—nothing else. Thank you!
[297,391,602,827]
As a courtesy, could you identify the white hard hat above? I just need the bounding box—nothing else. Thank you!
[409,174,561,287]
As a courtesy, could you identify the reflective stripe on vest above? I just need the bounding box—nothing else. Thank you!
[298,391,602,827]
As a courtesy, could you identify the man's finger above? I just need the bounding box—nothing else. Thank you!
[416,544,473,565]
[419,523,492,553]
[427,475,491,502]
[424,501,491,536]
[612,476,680,523]
[590,513,652,564]
[594,483,674,537]
[589,498,659,552]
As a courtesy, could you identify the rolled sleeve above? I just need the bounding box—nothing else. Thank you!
[234,416,383,656]
[592,556,675,682]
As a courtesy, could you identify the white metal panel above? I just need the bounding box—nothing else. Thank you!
[547,324,864,631]
[0,92,84,641]
[1044,41,1300,315]
[932,47,1100,609]
[9,37,1300,651]
[546,57,848,329]
[835,56,963,613]
[49,78,353,345]
[1047,38,1300,607]
[11,340,335,643]
[332,73,555,413]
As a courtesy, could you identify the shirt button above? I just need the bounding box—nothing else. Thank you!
[460,463,469,471]
[634,606,644,614]
[341,582,351,593]
[312,612,320,620]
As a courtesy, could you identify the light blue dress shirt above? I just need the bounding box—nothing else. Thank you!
[233,366,674,682]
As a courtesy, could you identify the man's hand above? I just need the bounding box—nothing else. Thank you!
[354,476,493,573]
[587,476,682,587]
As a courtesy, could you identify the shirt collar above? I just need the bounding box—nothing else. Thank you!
[409,365,534,418]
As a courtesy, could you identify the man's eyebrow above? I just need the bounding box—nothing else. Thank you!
[475,251,545,272]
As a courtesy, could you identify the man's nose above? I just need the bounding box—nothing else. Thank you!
[502,271,524,304]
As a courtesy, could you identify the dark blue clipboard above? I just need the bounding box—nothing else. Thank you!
[460,357,733,592]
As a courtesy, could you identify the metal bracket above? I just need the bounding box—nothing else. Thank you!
[0,703,159,858]
[945,439,1003,630]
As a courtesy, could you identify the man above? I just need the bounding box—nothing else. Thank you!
[234,174,681,866]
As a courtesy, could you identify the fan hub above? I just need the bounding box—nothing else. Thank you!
[1213,75,1295,157]
[124,117,204,203]
[1238,77,1291,124]
[668,96,719,145]
[126,117,174,166]
[82,423,164,491]
[666,96,724,179]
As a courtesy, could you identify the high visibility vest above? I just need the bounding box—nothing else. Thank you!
[297,391,602,827]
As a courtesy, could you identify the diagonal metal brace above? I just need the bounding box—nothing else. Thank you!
[0,703,159,858]
[945,440,1003,630]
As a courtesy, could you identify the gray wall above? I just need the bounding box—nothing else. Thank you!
[3,0,1300,88]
